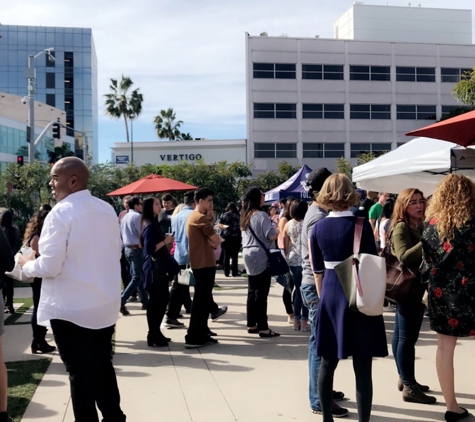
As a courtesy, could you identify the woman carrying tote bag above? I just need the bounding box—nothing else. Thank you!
[310,174,387,422]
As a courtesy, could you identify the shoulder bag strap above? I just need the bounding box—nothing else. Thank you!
[353,217,364,254]
[248,225,271,258]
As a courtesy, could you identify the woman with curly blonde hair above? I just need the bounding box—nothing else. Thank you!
[421,174,475,422]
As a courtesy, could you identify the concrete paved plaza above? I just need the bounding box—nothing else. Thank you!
[4,272,475,422]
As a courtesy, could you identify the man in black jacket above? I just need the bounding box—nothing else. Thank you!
[0,227,15,422]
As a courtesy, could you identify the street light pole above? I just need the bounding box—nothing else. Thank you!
[24,48,54,164]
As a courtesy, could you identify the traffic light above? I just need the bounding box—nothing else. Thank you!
[17,156,24,166]
[52,123,61,139]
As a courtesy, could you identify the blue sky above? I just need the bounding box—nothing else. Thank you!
[2,0,475,162]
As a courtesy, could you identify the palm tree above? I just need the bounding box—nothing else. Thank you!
[153,108,183,141]
[47,143,75,164]
[104,75,143,143]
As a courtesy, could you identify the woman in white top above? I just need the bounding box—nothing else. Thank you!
[283,200,309,331]
[378,199,394,251]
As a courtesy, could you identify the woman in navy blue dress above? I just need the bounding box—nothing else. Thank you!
[140,197,175,347]
[310,174,388,422]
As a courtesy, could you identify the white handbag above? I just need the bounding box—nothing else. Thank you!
[334,218,386,317]
[5,245,35,283]
[177,267,195,286]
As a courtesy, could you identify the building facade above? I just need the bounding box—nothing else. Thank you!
[245,5,475,173]
[0,25,98,162]
[0,92,74,173]
[111,139,247,167]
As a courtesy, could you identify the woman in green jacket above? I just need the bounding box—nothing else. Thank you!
[388,188,436,405]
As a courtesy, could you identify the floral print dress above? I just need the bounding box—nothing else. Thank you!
[421,217,475,337]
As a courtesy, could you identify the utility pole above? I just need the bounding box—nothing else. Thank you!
[24,48,55,164]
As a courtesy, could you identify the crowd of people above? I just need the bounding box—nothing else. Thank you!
[0,157,474,422]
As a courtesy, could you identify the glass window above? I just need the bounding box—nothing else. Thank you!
[396,66,415,82]
[441,67,472,83]
[416,67,435,82]
[350,65,370,81]
[253,63,273,79]
[323,65,344,80]
[46,94,55,107]
[350,104,370,119]
[302,64,322,80]
[276,103,296,119]
[255,143,275,158]
[324,104,344,119]
[417,105,436,120]
[253,63,295,79]
[254,103,274,118]
[45,51,55,67]
[275,63,296,79]
[325,143,345,158]
[302,103,323,119]
[303,143,323,158]
[276,143,297,158]
[397,105,416,119]
[371,104,391,120]
[371,66,390,81]
[46,72,55,88]
[372,143,391,151]
[351,143,371,158]
[64,51,74,69]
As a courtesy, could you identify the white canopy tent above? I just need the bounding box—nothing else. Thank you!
[352,137,475,195]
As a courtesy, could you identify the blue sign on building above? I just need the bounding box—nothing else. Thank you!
[115,155,129,164]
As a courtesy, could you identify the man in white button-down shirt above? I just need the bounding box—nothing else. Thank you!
[20,157,126,422]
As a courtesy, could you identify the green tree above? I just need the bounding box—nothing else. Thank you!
[153,108,183,141]
[277,161,301,180]
[181,132,193,140]
[104,75,143,143]
[439,106,472,121]
[47,143,75,164]
[0,163,51,232]
[452,67,475,107]
[336,157,353,179]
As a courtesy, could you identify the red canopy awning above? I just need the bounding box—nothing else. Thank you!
[406,110,475,147]
[107,174,197,196]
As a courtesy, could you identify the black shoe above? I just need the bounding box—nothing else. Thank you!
[333,390,345,401]
[185,339,216,349]
[312,403,349,418]
[163,318,186,329]
[210,306,228,322]
[445,408,469,422]
[207,330,217,336]
[147,337,169,347]
[120,305,130,315]
[31,341,56,354]
[141,304,147,310]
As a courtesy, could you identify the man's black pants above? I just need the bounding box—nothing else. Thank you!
[185,267,216,343]
[50,319,126,422]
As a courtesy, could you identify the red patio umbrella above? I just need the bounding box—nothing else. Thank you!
[405,110,475,147]
[107,174,197,196]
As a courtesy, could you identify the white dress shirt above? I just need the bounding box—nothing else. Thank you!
[23,190,122,329]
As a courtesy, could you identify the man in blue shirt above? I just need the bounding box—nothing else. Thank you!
[120,196,148,315]
[163,191,195,328]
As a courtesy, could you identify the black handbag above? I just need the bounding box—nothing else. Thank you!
[154,247,180,283]
[248,226,289,276]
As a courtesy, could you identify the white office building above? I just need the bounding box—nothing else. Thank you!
[245,4,475,173]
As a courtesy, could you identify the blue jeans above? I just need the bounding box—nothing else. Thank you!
[121,247,148,306]
[392,293,425,386]
[301,283,321,411]
[289,266,308,321]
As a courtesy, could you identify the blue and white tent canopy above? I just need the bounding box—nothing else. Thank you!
[264,165,313,203]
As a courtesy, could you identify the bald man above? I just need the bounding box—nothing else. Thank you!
[20,157,126,422]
